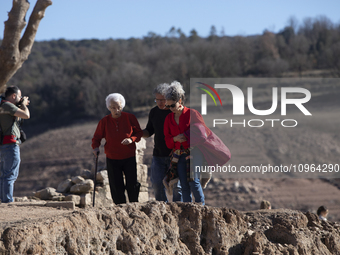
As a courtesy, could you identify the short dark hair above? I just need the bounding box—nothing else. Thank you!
[5,86,20,98]
[317,206,328,216]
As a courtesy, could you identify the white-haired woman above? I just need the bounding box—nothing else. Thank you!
[92,93,143,204]
[163,81,205,204]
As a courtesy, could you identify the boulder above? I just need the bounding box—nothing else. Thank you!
[56,179,73,193]
[71,176,85,184]
[80,169,93,179]
[34,187,59,200]
[70,179,94,194]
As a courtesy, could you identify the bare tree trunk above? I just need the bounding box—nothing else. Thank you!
[0,0,52,93]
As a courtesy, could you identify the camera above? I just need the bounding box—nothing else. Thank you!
[16,97,26,107]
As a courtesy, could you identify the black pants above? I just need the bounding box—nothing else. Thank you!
[106,156,139,204]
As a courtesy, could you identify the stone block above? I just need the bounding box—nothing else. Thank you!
[137,164,148,184]
[8,201,46,207]
[93,185,113,207]
[65,195,81,205]
[96,170,109,185]
[139,192,149,202]
[80,193,92,207]
[136,138,146,151]
[103,185,113,201]
[136,154,144,165]
[45,201,75,210]
[52,195,65,201]
[140,185,148,192]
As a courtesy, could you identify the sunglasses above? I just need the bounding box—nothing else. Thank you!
[165,103,177,108]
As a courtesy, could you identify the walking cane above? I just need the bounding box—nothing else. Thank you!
[93,151,99,207]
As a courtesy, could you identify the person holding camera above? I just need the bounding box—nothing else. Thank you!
[0,86,30,203]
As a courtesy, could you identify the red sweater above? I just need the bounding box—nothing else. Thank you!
[164,106,191,150]
[92,112,143,160]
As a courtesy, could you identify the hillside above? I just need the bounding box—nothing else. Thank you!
[7,17,340,126]
[15,109,340,222]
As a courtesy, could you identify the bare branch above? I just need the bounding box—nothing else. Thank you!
[0,0,52,92]
[0,0,30,92]
[20,0,53,60]
[2,0,29,53]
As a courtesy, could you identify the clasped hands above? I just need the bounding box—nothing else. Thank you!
[173,133,187,143]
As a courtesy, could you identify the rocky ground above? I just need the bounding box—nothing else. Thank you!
[1,202,340,254]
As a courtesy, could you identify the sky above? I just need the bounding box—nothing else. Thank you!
[1,0,340,41]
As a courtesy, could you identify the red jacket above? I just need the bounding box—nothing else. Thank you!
[92,112,143,160]
[164,106,191,150]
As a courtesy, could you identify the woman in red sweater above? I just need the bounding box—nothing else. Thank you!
[92,93,143,204]
[163,81,205,204]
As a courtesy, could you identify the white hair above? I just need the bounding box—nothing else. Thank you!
[105,93,126,110]
[164,81,185,102]
[153,83,169,96]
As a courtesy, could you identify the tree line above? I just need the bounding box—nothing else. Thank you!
[2,15,340,126]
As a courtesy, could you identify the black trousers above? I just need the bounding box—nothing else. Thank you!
[106,156,139,204]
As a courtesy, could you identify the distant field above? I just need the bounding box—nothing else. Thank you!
[14,79,340,221]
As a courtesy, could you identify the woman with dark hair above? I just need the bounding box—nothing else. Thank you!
[317,206,328,221]
[92,93,143,204]
[163,81,205,204]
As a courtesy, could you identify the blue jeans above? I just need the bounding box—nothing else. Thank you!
[177,148,205,204]
[151,156,182,202]
[0,143,21,203]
